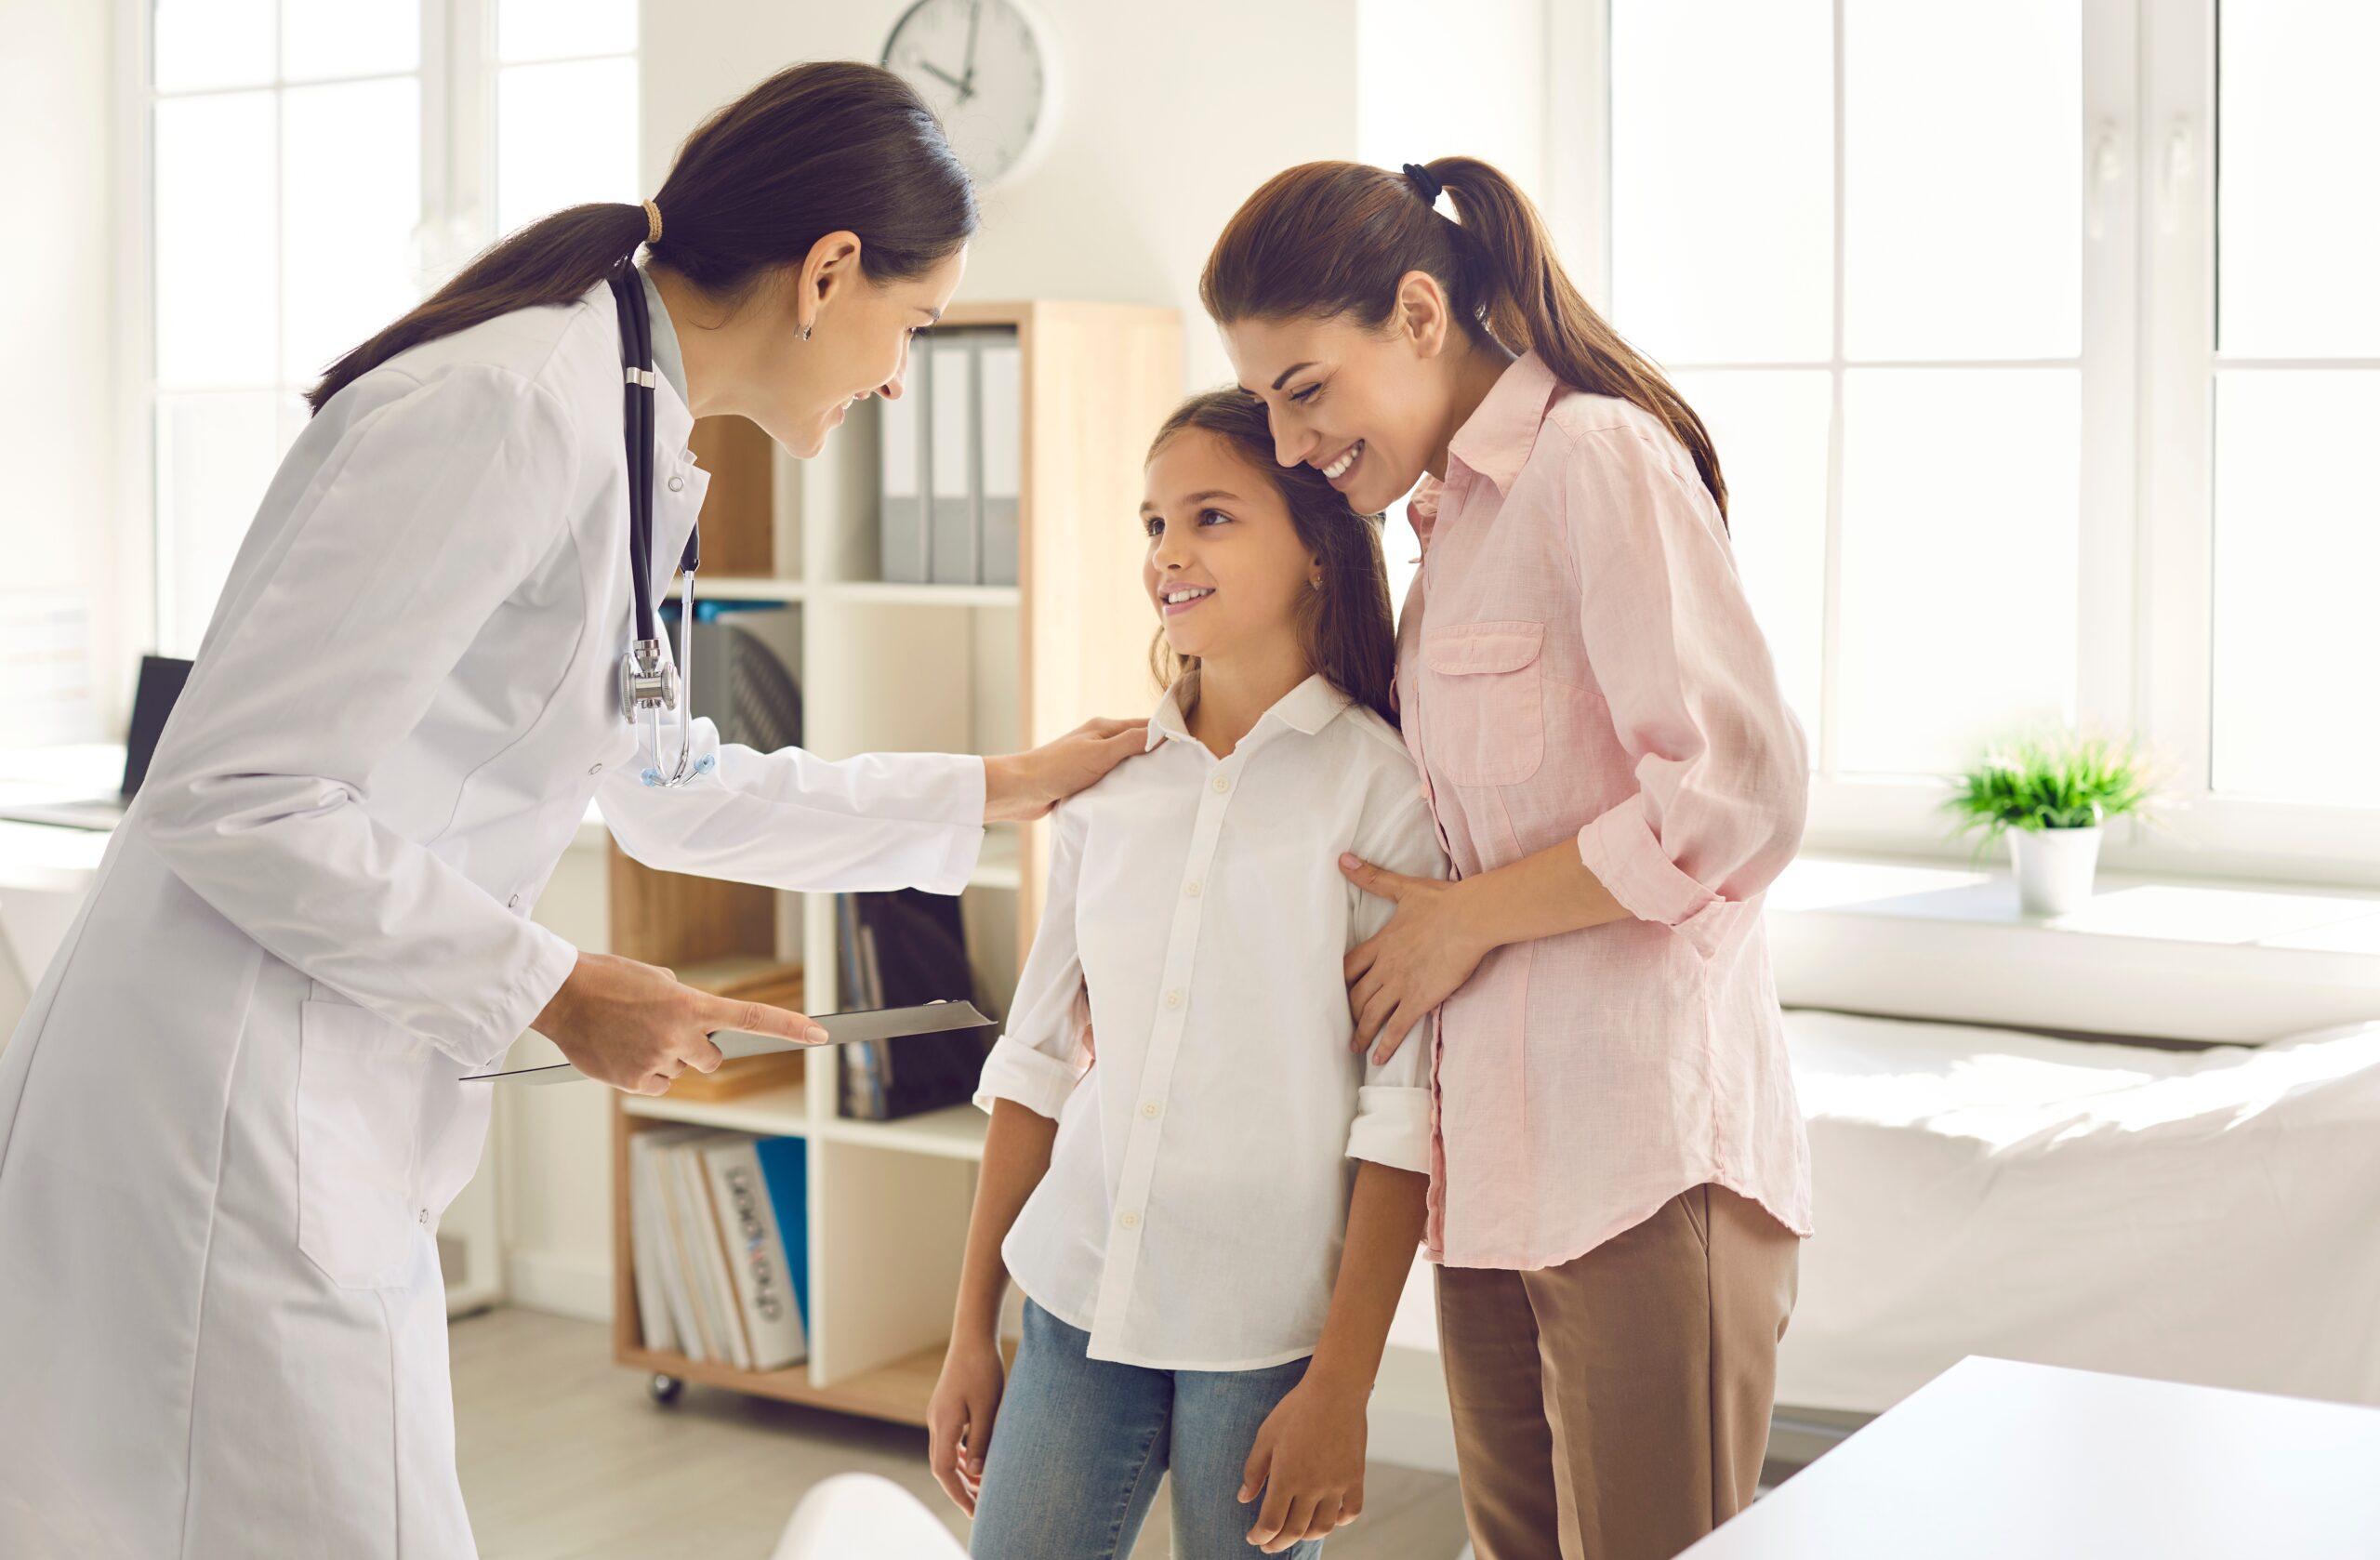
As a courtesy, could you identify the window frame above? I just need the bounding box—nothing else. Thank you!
[121,0,633,657]
[1570,0,2380,886]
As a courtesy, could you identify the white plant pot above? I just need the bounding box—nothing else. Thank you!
[2008,826,2101,916]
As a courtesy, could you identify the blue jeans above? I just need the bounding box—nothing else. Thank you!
[968,1300,1325,1559]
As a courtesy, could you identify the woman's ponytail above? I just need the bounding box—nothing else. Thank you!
[307,203,649,412]
[307,60,976,415]
[1202,156,1728,525]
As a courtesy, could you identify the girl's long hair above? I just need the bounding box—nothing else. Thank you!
[1146,389,1398,728]
[306,60,976,413]
[1200,156,1727,524]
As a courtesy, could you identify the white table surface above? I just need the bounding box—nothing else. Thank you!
[1686,1356,2380,1559]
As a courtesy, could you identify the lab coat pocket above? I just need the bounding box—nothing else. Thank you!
[1421,621,1547,788]
[296,998,422,1289]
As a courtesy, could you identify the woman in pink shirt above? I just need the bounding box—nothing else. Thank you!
[1201,156,1813,1560]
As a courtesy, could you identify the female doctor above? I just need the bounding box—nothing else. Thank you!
[0,61,1138,1560]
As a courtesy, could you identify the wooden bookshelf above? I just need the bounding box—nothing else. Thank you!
[606,300,1180,1422]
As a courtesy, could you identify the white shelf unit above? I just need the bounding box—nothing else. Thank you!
[608,301,1182,1425]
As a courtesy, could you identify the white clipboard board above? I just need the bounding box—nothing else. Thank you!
[459,999,992,1085]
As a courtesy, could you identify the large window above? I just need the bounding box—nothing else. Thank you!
[140,0,637,652]
[1601,0,2376,878]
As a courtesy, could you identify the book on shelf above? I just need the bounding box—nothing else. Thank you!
[630,1127,813,1372]
[703,1137,807,1371]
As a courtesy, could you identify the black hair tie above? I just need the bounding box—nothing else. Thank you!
[1402,162,1443,205]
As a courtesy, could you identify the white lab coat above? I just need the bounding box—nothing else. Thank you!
[0,281,985,1559]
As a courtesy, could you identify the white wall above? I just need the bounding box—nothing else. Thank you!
[1,0,135,740]
[641,1,1366,390]
[496,0,1559,1321]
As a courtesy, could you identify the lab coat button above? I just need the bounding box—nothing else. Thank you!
[588,761,603,775]
[508,894,522,911]
[417,1209,430,1225]
[667,475,685,492]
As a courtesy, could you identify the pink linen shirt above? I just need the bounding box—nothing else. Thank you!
[1396,350,1814,1270]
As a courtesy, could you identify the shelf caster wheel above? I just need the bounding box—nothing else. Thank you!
[649,1373,684,1407]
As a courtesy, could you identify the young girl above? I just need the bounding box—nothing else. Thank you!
[1202,159,1813,1560]
[926,390,1448,1558]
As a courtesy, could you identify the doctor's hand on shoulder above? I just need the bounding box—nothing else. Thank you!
[983,717,1149,823]
[532,953,826,1095]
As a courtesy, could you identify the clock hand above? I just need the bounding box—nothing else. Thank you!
[961,0,984,92]
[918,58,973,100]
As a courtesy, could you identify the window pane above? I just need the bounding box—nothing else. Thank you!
[1671,370,1831,738]
[153,0,275,92]
[496,57,641,237]
[1843,0,2080,361]
[281,0,418,82]
[282,78,421,386]
[157,394,293,652]
[155,92,279,389]
[1611,0,1832,364]
[2217,2,2380,357]
[1835,369,2079,774]
[2210,371,2380,806]
[498,0,638,63]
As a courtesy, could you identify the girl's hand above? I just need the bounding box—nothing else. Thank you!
[925,1335,1005,1515]
[1239,1375,1369,1553]
[1341,855,1493,1064]
[983,717,1149,823]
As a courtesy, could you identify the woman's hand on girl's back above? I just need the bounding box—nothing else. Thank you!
[1341,854,1493,1064]
[926,1335,1006,1515]
[1239,1374,1369,1552]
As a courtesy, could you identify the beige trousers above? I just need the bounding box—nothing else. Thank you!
[1435,1184,1800,1560]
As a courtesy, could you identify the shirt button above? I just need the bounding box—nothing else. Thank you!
[1212,773,1231,793]
[1162,990,1183,1010]
[1183,880,1202,898]
[1119,1210,1140,1230]
[1141,1101,1160,1118]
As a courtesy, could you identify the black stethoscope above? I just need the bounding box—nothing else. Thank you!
[610,264,711,788]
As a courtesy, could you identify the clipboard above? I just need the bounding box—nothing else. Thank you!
[459,1000,992,1086]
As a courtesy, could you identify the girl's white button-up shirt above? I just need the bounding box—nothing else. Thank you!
[976,674,1446,1369]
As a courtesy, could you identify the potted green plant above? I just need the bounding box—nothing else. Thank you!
[1945,734,2156,915]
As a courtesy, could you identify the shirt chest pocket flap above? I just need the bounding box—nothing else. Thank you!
[1421,620,1547,788]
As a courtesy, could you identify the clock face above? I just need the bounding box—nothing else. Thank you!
[882,0,1051,189]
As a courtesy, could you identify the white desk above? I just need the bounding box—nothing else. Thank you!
[1686,1356,2380,1559]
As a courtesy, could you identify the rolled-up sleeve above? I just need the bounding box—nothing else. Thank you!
[974,800,1091,1121]
[1343,783,1445,1173]
[1565,426,1809,959]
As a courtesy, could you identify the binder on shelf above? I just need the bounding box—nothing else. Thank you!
[927,337,980,586]
[979,338,1022,587]
[879,351,929,583]
[835,890,998,1122]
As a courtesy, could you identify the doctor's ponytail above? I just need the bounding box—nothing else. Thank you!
[307,61,976,414]
[1200,157,1727,525]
